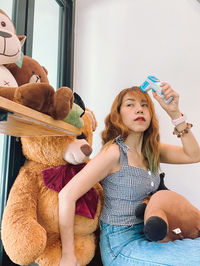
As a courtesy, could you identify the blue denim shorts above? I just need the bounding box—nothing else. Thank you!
[99,221,200,266]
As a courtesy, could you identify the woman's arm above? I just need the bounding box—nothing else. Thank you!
[153,82,200,164]
[59,144,119,266]
[160,141,200,164]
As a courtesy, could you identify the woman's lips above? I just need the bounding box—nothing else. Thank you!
[134,117,146,121]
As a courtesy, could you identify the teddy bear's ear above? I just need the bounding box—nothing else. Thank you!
[85,109,97,132]
[74,92,85,115]
[42,66,48,75]
[0,9,8,17]
[18,35,26,47]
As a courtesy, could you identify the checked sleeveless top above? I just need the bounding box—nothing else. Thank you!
[100,136,160,226]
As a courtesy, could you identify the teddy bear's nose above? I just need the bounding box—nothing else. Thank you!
[80,144,92,157]
[0,31,12,38]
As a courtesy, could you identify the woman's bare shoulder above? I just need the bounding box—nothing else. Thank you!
[101,143,120,158]
[99,143,120,172]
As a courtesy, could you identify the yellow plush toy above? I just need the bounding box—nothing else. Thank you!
[1,109,104,266]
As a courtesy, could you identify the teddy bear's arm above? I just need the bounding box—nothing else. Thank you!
[1,167,47,265]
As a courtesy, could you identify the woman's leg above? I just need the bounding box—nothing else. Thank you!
[100,222,200,266]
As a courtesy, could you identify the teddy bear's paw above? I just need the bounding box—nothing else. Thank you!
[74,234,96,266]
[35,239,62,266]
[1,217,47,265]
[51,87,74,120]
[144,216,168,242]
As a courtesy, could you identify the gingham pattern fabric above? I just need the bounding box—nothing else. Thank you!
[100,136,160,225]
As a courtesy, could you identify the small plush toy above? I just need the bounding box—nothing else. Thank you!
[135,174,200,242]
[0,9,26,93]
[3,55,74,120]
[0,9,73,121]
[1,108,104,266]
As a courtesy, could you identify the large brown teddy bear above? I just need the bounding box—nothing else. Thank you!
[0,9,73,120]
[1,109,104,266]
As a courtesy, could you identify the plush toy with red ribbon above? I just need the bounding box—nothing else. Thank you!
[1,107,104,266]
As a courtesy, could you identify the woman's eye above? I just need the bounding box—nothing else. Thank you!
[127,103,133,107]
[142,104,148,107]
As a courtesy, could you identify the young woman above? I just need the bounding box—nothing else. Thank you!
[59,83,200,266]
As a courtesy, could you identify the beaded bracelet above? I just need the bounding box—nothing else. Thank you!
[173,123,193,138]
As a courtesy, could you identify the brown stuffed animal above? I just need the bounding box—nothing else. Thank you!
[143,190,200,242]
[6,55,49,86]
[0,9,73,120]
[1,109,104,266]
[135,175,200,243]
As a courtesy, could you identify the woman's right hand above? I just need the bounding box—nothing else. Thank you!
[59,254,80,266]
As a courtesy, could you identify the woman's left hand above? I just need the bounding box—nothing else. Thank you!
[152,82,181,119]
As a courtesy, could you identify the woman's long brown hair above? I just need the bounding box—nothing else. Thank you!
[101,86,160,173]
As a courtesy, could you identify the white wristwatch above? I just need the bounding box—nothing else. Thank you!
[171,114,186,126]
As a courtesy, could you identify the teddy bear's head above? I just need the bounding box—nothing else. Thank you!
[6,55,49,86]
[0,9,26,65]
[21,108,97,166]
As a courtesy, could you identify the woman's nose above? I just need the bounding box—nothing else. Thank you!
[136,105,144,113]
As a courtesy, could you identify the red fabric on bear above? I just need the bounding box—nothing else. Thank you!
[42,163,98,219]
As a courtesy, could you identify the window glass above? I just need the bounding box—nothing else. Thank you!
[32,0,60,89]
[0,1,13,18]
[0,0,13,186]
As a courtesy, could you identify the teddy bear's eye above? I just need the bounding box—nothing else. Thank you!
[76,133,86,140]
[1,21,6,27]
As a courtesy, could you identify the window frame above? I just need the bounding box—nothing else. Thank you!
[0,1,75,265]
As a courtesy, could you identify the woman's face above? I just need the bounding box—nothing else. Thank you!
[120,91,151,133]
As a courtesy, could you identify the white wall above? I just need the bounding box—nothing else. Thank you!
[74,0,200,207]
